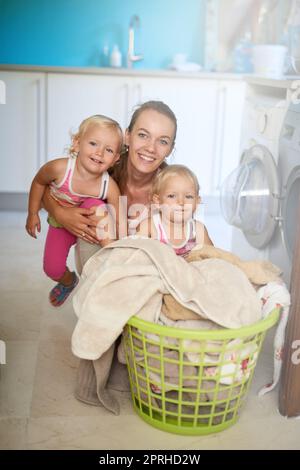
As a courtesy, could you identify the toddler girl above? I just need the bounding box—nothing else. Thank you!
[137,164,213,256]
[26,114,123,306]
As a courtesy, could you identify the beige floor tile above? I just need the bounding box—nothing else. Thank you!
[26,415,218,450]
[175,434,221,450]
[178,408,298,450]
[0,227,45,254]
[26,416,122,450]
[30,339,116,418]
[0,291,43,341]
[104,414,220,450]
[0,341,38,418]
[0,254,51,292]
[0,417,28,450]
[39,296,78,342]
[263,420,300,450]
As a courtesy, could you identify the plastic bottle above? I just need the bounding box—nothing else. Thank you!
[233,33,253,73]
[110,45,122,68]
[101,44,109,67]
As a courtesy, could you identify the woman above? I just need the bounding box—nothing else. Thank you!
[43,101,177,266]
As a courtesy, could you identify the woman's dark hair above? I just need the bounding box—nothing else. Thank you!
[128,100,177,141]
[110,101,177,193]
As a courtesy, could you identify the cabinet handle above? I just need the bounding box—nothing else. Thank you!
[123,82,129,128]
[135,83,142,104]
[212,86,226,192]
[35,78,42,168]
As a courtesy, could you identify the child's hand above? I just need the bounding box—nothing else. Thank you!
[26,213,41,238]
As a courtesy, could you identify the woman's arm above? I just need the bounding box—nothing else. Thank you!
[195,221,214,247]
[42,188,100,244]
[136,217,153,238]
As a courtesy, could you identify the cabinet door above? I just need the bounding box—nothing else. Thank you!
[0,71,46,192]
[130,77,219,196]
[213,81,246,193]
[47,73,131,158]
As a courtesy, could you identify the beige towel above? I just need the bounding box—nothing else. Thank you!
[74,342,130,415]
[162,244,281,322]
[187,244,281,285]
[162,294,203,321]
[74,241,131,414]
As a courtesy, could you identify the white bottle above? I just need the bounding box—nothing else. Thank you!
[110,45,122,67]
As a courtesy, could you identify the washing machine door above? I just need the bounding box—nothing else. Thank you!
[220,144,280,248]
[282,166,300,260]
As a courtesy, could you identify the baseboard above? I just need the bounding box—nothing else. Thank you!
[0,193,28,211]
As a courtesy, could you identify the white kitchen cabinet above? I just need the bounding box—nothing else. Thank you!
[47,73,131,158]
[212,80,246,194]
[0,71,46,192]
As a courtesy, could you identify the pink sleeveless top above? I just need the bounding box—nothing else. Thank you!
[49,157,109,207]
[153,212,197,258]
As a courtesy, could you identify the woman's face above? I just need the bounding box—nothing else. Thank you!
[125,109,175,174]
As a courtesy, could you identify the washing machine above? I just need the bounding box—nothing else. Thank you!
[220,82,300,286]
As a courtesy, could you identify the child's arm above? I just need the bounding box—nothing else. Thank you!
[26,158,67,238]
[195,221,214,247]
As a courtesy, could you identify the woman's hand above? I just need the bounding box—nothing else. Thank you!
[42,187,101,244]
[54,205,101,244]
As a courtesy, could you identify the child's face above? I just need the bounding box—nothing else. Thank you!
[74,125,121,174]
[154,175,200,224]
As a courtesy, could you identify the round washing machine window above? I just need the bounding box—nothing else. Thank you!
[220,145,280,249]
[282,166,300,261]
[238,158,271,234]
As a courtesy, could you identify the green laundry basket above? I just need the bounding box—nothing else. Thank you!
[123,308,279,436]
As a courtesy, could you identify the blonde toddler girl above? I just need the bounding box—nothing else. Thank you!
[26,114,123,306]
[137,164,213,256]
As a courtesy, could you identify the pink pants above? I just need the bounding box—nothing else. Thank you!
[43,198,105,280]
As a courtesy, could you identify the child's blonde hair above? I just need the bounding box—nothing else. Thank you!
[70,114,123,155]
[151,164,200,198]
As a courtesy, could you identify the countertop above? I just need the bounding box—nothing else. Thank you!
[0,64,244,80]
[0,64,299,87]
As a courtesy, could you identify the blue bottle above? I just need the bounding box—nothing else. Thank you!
[233,33,253,73]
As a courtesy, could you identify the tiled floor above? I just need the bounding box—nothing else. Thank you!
[0,211,299,450]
